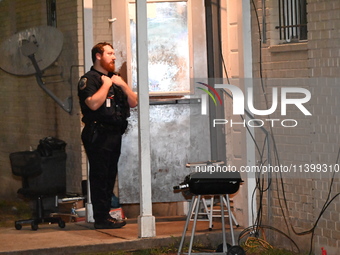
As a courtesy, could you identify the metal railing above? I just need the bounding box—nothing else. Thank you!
[276,0,307,42]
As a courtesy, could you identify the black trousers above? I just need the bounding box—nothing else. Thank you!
[81,123,122,222]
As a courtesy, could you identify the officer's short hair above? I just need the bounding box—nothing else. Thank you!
[91,42,113,63]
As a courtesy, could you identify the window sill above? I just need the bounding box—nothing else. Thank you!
[268,42,308,53]
[149,96,196,105]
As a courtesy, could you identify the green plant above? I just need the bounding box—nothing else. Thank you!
[242,244,306,255]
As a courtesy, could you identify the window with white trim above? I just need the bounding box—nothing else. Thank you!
[276,0,307,42]
[128,0,192,95]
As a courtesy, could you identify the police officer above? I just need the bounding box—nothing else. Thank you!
[78,42,137,229]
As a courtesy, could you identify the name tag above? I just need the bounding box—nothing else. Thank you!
[106,98,111,107]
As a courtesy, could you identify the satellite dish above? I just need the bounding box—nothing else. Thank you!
[0,25,72,113]
[0,25,63,76]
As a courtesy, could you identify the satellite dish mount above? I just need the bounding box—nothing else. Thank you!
[0,26,72,113]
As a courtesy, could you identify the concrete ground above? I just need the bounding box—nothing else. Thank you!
[0,217,242,255]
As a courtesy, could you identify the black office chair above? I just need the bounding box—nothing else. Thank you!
[10,150,66,230]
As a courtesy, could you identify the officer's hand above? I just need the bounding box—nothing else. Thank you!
[111,75,127,88]
[111,75,138,108]
[101,75,112,87]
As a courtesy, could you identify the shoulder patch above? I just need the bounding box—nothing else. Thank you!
[78,77,87,90]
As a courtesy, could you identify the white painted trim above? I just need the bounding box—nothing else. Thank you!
[135,0,156,238]
[83,0,94,223]
[241,0,257,227]
[83,0,93,72]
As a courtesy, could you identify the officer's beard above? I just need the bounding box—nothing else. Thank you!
[101,59,116,73]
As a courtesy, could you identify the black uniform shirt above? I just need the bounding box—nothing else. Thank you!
[78,66,130,125]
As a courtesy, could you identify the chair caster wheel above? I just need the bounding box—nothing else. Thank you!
[216,243,232,252]
[227,245,245,255]
[31,222,38,231]
[15,223,22,230]
[58,220,66,228]
[216,244,245,254]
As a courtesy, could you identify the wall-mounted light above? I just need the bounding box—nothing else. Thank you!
[108,18,117,23]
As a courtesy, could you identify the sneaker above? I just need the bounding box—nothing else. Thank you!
[94,218,126,229]
[107,217,126,226]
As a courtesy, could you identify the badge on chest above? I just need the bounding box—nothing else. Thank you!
[106,95,114,108]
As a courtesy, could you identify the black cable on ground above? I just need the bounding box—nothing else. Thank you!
[214,1,340,254]
[246,2,340,254]
[238,225,300,253]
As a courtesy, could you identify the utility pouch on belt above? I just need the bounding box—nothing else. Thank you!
[89,122,99,143]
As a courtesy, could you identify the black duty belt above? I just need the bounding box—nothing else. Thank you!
[89,121,122,133]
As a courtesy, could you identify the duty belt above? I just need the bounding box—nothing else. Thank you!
[91,121,122,133]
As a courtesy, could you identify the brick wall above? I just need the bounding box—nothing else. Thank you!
[307,1,340,253]
[54,0,84,195]
[250,0,340,253]
[0,0,122,200]
[93,0,112,44]
[0,0,83,198]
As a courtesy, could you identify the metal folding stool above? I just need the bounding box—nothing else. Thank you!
[174,162,244,254]
[189,195,239,231]
[178,194,238,254]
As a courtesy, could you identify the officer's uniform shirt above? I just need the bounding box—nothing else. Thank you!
[78,67,130,127]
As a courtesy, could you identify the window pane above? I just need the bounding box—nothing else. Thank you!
[129,2,190,94]
[277,0,307,42]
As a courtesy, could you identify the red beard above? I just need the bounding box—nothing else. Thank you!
[101,59,115,73]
